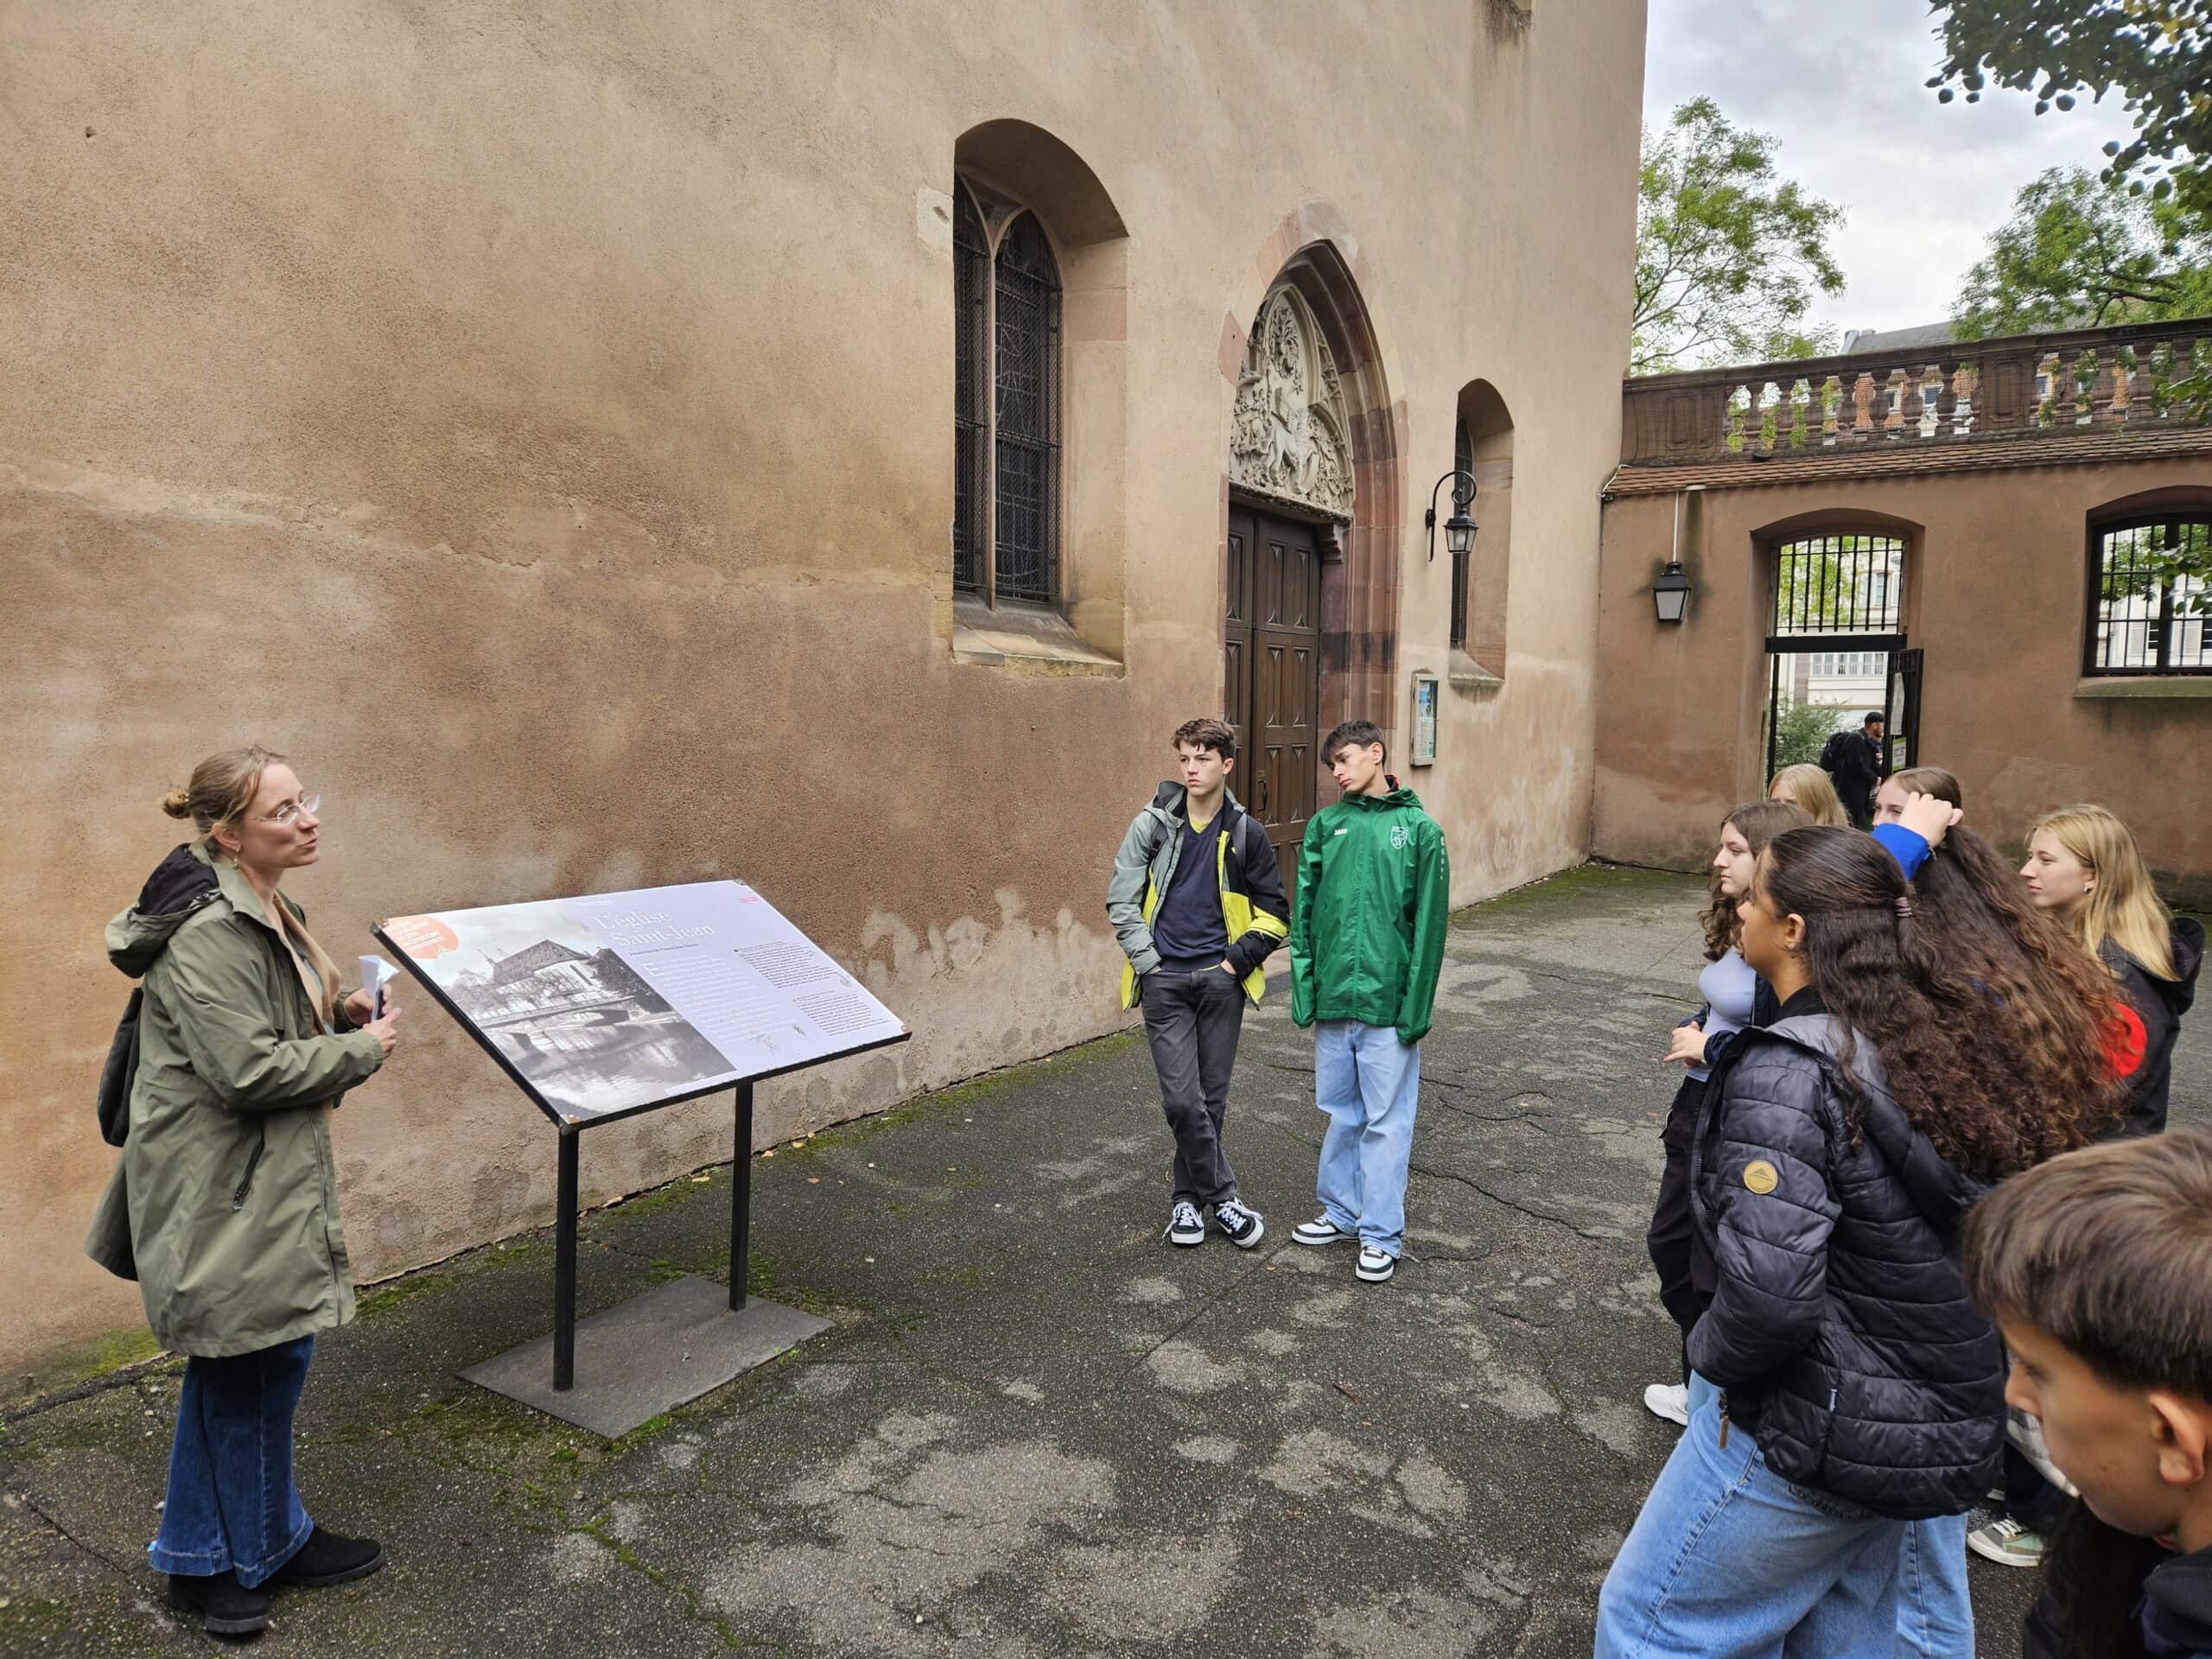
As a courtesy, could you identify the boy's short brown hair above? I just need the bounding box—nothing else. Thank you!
[1173,717,1237,760]
[1964,1125,2212,1400]
[1322,719,1386,764]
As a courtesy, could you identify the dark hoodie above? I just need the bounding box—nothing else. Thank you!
[2109,918,2205,1140]
[2145,1543,2212,1658]
[1688,988,2006,1520]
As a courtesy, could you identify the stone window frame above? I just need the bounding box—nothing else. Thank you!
[944,122,1128,673]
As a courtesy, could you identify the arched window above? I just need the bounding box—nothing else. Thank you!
[951,179,1063,607]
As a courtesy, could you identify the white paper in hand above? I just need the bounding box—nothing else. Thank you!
[358,954,398,1018]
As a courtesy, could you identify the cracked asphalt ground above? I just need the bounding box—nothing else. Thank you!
[6,867,2206,1656]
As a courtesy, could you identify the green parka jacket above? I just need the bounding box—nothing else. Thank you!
[85,842,386,1357]
[1287,783,1450,1045]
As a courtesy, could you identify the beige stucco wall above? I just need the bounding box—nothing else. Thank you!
[0,0,1647,1383]
[1592,462,2212,893]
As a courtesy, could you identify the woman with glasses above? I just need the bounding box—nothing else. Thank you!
[86,746,402,1638]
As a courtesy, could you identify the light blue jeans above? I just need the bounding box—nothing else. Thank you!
[1896,1511,1974,1658]
[1595,1374,1907,1658]
[1313,1020,1420,1255]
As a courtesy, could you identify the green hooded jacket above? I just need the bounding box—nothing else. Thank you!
[1287,783,1451,1045]
[85,842,386,1357]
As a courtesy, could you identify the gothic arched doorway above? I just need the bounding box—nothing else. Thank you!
[1224,248,1402,889]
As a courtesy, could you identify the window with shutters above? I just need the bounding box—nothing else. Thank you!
[951,175,1063,608]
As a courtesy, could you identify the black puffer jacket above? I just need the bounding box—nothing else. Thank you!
[2108,917,2204,1139]
[1688,994,2006,1520]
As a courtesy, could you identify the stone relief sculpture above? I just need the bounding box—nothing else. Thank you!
[1230,288,1355,521]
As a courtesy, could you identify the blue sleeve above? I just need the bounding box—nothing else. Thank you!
[1870,823,1929,880]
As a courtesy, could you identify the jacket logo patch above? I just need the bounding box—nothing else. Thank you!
[1742,1160,1779,1195]
[1390,823,1410,849]
[1333,827,1350,836]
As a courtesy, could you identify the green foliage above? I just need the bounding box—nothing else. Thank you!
[1931,6,2212,422]
[1770,698,1842,772]
[2106,518,2212,618]
[1928,2,2211,221]
[1955,167,2212,337]
[1633,99,1847,375]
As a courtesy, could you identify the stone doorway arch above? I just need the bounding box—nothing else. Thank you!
[1220,215,1406,884]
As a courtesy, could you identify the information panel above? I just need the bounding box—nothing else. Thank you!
[379,882,906,1126]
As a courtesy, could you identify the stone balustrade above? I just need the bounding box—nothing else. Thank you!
[1619,319,2211,467]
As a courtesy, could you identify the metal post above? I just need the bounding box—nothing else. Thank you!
[553,1128,579,1392]
[730,1082,755,1313]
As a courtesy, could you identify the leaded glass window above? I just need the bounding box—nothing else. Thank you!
[951,180,1063,607]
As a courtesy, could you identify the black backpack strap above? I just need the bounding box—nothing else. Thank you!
[97,988,144,1147]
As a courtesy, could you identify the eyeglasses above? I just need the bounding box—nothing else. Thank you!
[256,795,321,826]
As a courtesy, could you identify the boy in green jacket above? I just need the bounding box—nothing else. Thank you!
[1287,720,1450,1282]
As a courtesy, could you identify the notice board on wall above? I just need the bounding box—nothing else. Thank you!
[378,881,907,1127]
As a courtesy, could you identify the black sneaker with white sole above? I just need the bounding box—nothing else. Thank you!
[1292,1215,1355,1247]
[1164,1200,1205,1247]
[1356,1245,1396,1282]
[1213,1198,1265,1249]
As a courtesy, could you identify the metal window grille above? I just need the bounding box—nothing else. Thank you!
[991,212,1061,606]
[1771,534,1906,637]
[1449,417,1472,651]
[2087,518,2210,677]
[951,187,991,597]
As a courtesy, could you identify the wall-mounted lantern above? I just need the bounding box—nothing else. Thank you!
[1656,482,1702,623]
[1425,470,1478,563]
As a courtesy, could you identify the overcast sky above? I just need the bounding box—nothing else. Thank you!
[1643,0,2142,339]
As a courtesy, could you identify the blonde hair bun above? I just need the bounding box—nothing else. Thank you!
[161,785,195,820]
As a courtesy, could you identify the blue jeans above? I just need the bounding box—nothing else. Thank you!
[1896,1511,1974,1657]
[149,1337,315,1588]
[1596,1374,1906,1658]
[1313,1020,1420,1255]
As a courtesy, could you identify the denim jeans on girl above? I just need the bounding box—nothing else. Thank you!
[149,1336,315,1588]
[1896,1510,1974,1658]
[1313,1020,1421,1255]
[1596,1373,1923,1658]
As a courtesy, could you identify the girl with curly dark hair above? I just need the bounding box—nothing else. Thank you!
[1597,827,2107,1658]
[1639,799,1806,1429]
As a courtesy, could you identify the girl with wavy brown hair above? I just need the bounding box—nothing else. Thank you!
[1640,798,1807,1429]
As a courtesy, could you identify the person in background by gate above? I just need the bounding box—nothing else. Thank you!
[1107,717,1288,1251]
[85,747,402,1639]
[1643,798,1807,1429]
[1287,720,1449,1285]
[1819,710,1886,829]
[1767,762,1849,829]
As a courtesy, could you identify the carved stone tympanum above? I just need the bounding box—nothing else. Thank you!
[1230,287,1355,522]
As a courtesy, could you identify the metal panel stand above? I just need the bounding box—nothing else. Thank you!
[464,1080,827,1437]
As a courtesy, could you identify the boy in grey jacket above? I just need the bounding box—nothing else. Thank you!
[1107,718,1289,1248]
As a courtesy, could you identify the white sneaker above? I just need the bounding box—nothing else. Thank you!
[1642,1382,1690,1427]
[1355,1246,1396,1282]
[1966,1516,2044,1568]
[1292,1215,1356,1247]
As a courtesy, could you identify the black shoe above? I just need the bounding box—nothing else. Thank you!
[1164,1200,1205,1247]
[168,1571,270,1637]
[270,1526,385,1588]
[1212,1197,1265,1249]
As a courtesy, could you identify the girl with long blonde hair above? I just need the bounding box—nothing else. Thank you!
[1768,762,1849,828]
[2023,804,2202,1139]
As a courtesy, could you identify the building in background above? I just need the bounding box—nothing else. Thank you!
[3,3,1648,1385]
[1595,317,2212,892]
